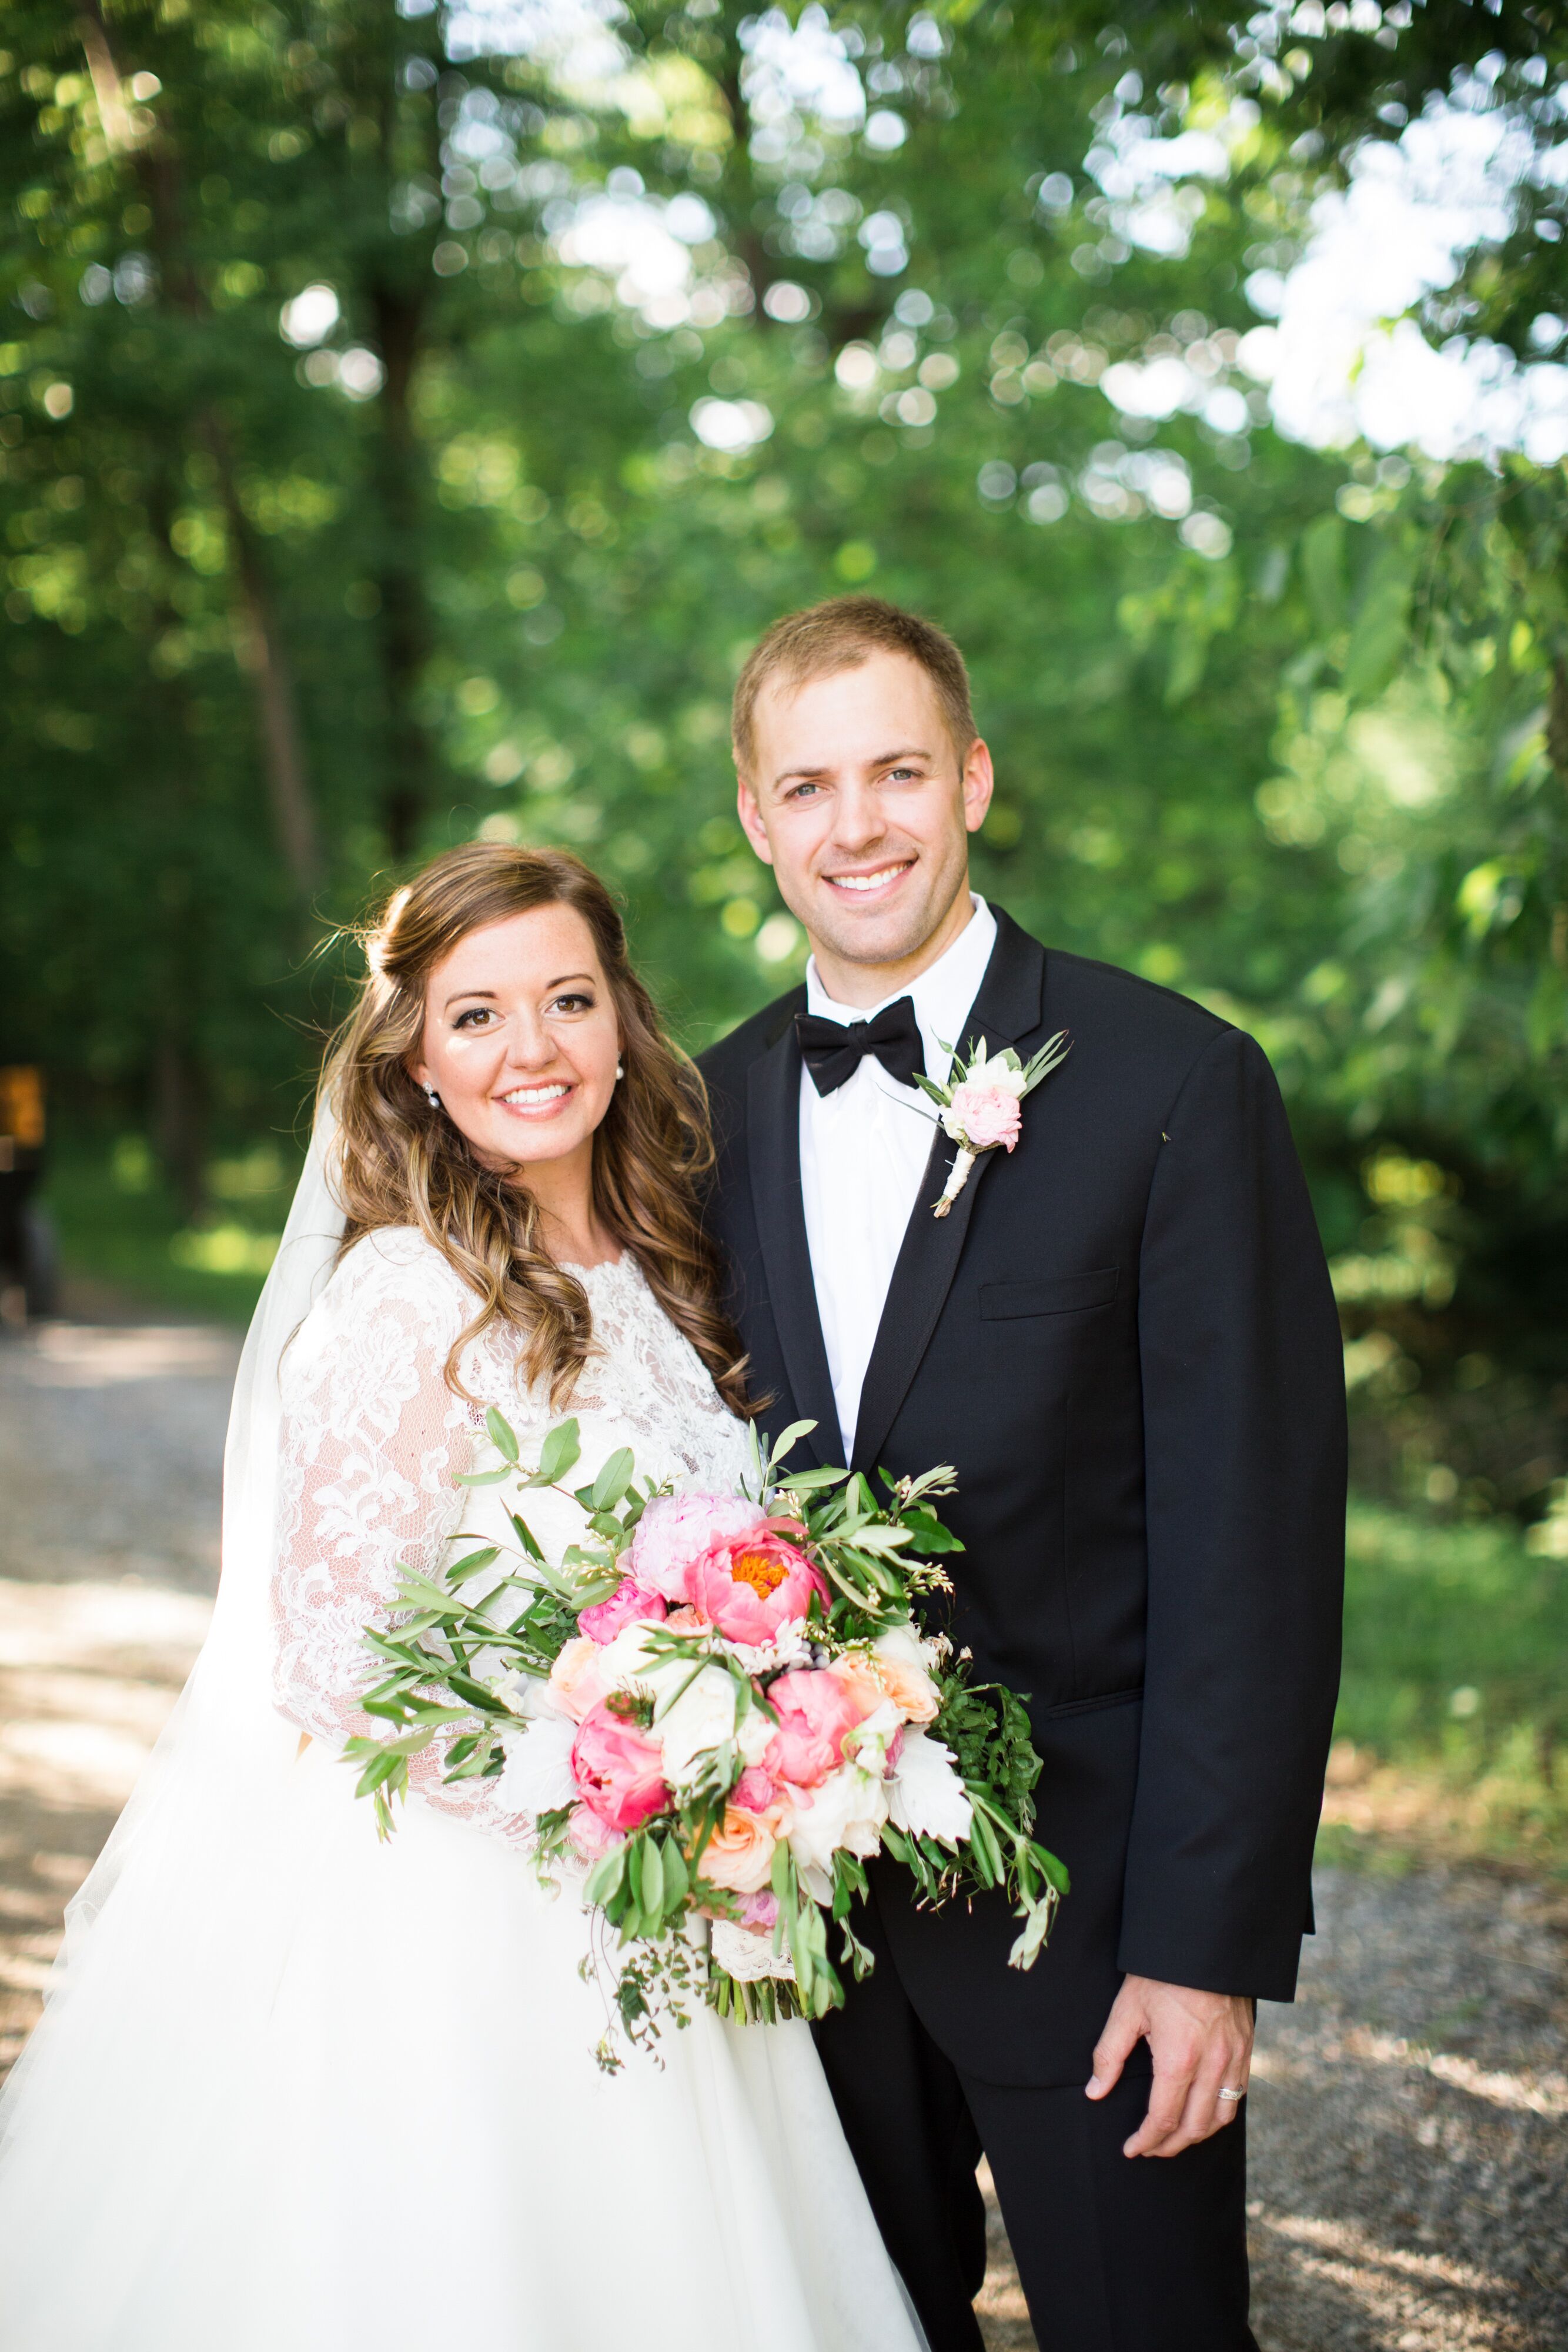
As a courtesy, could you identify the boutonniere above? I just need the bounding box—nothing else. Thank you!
[917,1031,1072,1217]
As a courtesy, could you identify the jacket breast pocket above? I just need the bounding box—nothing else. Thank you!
[979,1267,1120,1319]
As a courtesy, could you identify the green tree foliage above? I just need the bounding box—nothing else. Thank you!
[1,1,1564,1511]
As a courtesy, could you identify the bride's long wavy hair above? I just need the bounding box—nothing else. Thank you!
[322,843,751,1416]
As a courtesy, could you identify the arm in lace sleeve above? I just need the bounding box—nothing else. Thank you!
[270,1234,531,1844]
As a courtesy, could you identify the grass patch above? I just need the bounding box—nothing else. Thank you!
[42,1131,302,1325]
[1324,1499,1568,1872]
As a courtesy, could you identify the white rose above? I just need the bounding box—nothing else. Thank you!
[735,1702,775,1769]
[872,1620,940,1673]
[494,1667,557,1722]
[845,1697,905,1774]
[964,1050,1029,1098]
[654,1664,739,1792]
[787,1761,889,1880]
[496,1713,578,1817]
[887,1729,973,1846]
[593,1620,668,1695]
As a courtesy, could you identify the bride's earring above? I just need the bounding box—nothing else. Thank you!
[423,1084,441,1108]
[616,1062,624,1082]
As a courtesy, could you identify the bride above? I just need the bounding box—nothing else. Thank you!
[0,844,927,2352]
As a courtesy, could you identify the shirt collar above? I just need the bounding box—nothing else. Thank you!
[804,894,997,1084]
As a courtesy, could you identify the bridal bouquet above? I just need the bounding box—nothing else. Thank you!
[346,1415,1067,2066]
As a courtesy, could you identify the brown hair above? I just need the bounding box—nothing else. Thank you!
[731,594,976,777]
[321,843,750,1416]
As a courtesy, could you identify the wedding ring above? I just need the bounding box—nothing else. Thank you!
[1216,2086,1245,2103]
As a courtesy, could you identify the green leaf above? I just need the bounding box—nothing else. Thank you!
[484,1405,520,1464]
[507,1512,545,1563]
[584,1845,627,1908]
[455,1465,514,1488]
[590,1446,636,1512]
[446,1545,501,1585]
[1301,512,1346,637]
[638,1834,664,1918]
[530,1419,582,1489]
[767,1418,817,1470]
[660,1836,689,1910]
[1345,545,1413,703]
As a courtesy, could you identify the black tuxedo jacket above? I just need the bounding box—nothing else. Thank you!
[698,910,1346,2088]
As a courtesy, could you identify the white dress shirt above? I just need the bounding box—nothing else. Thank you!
[799,896,998,1464]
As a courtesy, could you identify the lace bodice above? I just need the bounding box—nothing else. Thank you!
[272,1227,751,1841]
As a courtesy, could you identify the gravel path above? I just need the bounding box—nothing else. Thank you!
[1,1312,1563,2347]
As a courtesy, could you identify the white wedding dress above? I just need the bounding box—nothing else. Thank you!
[0,1191,927,2351]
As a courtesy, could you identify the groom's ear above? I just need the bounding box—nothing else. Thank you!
[961,737,995,834]
[735,775,775,866]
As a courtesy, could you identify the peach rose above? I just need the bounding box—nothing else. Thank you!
[547,1636,610,1724]
[693,1803,781,1896]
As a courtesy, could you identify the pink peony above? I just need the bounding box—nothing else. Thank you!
[947,1081,1022,1152]
[571,1702,670,1833]
[685,1524,828,1645]
[567,1802,625,1862]
[738,1889,779,1930]
[628,1492,768,1602]
[763,1667,870,1792]
[732,1765,778,1813]
[577,1578,667,1646]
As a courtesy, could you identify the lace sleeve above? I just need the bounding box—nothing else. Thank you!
[271,1230,530,1845]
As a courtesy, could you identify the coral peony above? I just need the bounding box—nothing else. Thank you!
[571,1703,670,1833]
[577,1578,667,1646]
[763,1666,869,1791]
[685,1525,827,1645]
[628,1492,768,1602]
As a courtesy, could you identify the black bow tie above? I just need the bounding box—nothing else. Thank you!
[795,997,924,1097]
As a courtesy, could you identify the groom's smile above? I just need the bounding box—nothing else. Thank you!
[823,856,916,898]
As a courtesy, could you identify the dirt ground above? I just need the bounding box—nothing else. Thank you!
[1,1308,1564,2348]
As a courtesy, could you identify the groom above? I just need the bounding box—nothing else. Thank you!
[697,597,1346,2351]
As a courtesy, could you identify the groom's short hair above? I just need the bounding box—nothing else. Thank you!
[731,596,975,777]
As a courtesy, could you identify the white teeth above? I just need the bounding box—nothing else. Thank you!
[500,1084,569,1106]
[828,866,910,893]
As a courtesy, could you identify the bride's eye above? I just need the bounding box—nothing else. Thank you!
[550,991,594,1015]
[453,1006,495,1028]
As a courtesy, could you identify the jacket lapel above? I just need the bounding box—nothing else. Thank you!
[745,995,840,1471]
[851,911,1047,1477]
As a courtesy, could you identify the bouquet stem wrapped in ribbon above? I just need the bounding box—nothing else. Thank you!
[346,1415,1068,2069]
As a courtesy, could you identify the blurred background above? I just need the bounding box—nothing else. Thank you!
[1,4,1566,2341]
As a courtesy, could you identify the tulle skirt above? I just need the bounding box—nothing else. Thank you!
[0,1735,924,2351]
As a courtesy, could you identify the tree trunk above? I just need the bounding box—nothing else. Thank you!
[369,282,436,858]
[80,3,323,904]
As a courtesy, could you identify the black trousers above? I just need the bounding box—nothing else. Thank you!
[813,1922,1258,2352]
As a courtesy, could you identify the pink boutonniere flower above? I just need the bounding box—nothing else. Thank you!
[917,1031,1071,1217]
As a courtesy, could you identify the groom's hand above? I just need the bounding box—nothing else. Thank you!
[1086,1976,1253,2159]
